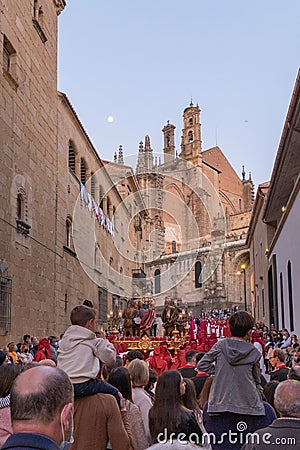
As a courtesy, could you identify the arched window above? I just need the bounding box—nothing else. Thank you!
[90,172,95,198]
[189,118,193,126]
[15,187,30,235]
[287,261,294,331]
[17,193,24,220]
[154,269,161,294]
[68,141,76,174]
[80,158,86,185]
[195,261,202,288]
[107,196,112,219]
[99,185,104,208]
[38,3,44,26]
[112,206,116,226]
[16,187,27,221]
[171,240,176,253]
[66,217,72,248]
[188,130,193,142]
[280,272,285,328]
[33,0,38,19]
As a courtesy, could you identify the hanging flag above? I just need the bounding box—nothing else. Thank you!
[79,184,115,236]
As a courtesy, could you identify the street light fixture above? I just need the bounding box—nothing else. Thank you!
[107,310,114,330]
[240,264,247,311]
[117,310,123,330]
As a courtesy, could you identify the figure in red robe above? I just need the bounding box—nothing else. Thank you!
[159,341,173,369]
[139,307,156,337]
[147,346,168,376]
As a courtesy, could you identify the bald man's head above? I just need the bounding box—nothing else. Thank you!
[39,359,56,367]
[11,366,73,423]
[274,379,300,418]
[288,365,300,382]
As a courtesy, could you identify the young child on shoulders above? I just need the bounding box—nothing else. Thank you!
[57,305,120,404]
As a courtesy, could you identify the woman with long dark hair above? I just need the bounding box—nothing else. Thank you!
[198,376,214,411]
[108,366,149,449]
[182,378,203,426]
[182,378,212,450]
[149,370,203,445]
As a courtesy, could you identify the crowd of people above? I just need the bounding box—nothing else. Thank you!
[0,305,299,449]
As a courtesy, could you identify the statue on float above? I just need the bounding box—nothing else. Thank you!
[161,296,179,337]
[122,300,138,337]
[139,297,156,337]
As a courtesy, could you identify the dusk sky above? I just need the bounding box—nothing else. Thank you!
[58,1,300,188]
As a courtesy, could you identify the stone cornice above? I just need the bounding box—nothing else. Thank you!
[53,0,66,15]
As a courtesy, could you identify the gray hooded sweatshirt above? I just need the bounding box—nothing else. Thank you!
[197,338,265,415]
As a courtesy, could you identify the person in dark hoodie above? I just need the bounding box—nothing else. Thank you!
[197,311,264,415]
[197,311,276,450]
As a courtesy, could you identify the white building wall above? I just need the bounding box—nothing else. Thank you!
[271,190,300,335]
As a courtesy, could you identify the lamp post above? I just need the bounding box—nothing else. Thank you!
[107,310,114,331]
[240,265,247,311]
[117,310,123,331]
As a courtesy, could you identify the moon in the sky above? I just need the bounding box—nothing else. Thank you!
[107,116,114,123]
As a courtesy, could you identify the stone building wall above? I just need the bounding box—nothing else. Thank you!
[0,0,61,343]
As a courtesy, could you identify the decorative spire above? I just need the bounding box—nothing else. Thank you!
[190,97,193,106]
[249,171,252,181]
[114,152,117,163]
[118,145,124,165]
[242,165,245,181]
[145,135,152,152]
[53,0,66,15]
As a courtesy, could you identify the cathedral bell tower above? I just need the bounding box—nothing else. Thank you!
[162,121,176,163]
[180,101,202,167]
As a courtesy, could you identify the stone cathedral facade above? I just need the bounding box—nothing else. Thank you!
[128,102,255,313]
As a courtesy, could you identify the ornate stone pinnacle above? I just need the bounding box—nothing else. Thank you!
[53,0,66,15]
